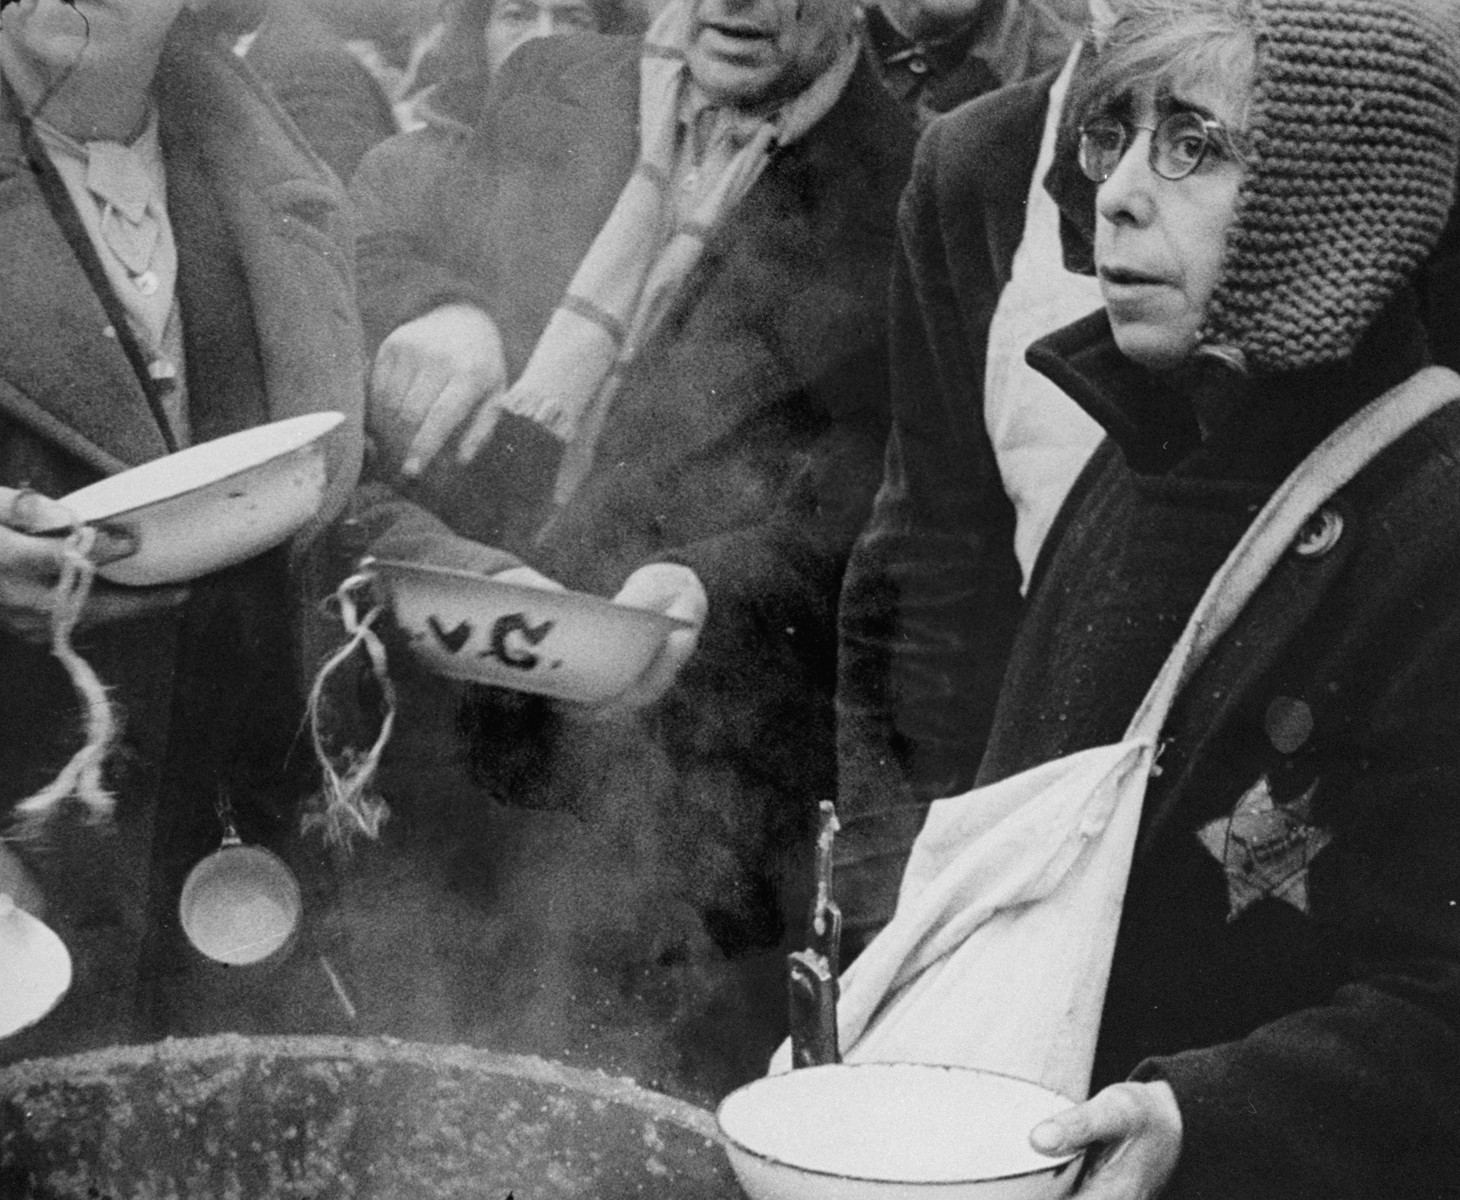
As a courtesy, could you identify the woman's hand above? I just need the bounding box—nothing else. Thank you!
[0,487,183,643]
[1030,1080,1183,1200]
[369,303,509,477]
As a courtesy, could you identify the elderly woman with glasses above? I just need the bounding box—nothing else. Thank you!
[890,0,1460,1196]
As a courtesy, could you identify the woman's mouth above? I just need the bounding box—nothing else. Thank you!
[700,21,773,51]
[704,21,771,39]
[1100,266,1168,287]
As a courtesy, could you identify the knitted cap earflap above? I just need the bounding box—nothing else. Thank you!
[1202,0,1460,372]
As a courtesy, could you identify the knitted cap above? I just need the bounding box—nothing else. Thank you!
[1202,0,1460,372]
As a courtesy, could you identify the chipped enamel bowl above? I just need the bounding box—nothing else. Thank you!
[0,894,73,1040]
[368,558,690,704]
[45,412,344,586]
[717,1064,1082,1200]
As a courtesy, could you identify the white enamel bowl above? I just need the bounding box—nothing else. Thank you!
[716,1064,1082,1200]
[46,412,344,586]
[368,558,691,704]
[0,893,73,1039]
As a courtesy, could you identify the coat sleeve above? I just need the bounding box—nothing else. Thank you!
[350,44,571,358]
[831,115,1025,954]
[1141,792,1460,1194]
[342,476,523,578]
[350,123,491,356]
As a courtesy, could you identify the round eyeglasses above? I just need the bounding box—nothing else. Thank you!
[1077,110,1245,183]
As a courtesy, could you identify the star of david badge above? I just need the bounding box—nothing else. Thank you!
[1197,775,1333,921]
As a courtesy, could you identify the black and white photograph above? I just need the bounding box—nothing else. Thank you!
[2,0,1459,1195]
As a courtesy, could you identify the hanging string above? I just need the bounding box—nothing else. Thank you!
[302,570,395,847]
[10,524,119,839]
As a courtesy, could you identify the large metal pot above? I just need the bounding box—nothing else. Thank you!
[0,1034,742,1198]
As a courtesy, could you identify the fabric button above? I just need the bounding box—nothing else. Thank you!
[1265,696,1314,755]
[1293,505,1343,558]
[907,55,929,75]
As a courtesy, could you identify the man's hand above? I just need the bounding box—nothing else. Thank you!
[1031,1081,1182,1200]
[0,487,183,643]
[595,563,707,716]
[497,562,706,720]
[369,304,509,477]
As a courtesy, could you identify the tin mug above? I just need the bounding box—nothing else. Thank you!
[178,835,302,969]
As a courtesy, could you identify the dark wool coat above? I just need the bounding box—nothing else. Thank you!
[0,19,365,1061]
[351,33,915,955]
[834,72,1059,950]
[245,5,399,184]
[972,303,1460,1198]
[862,0,1078,126]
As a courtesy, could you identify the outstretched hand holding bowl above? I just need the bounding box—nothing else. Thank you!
[508,560,708,720]
[1031,1080,1182,1200]
[0,486,181,644]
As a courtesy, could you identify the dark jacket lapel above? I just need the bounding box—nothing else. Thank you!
[0,91,172,473]
[152,20,366,534]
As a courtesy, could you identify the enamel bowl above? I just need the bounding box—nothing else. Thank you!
[0,894,73,1039]
[368,558,690,704]
[716,1063,1082,1200]
[44,412,344,586]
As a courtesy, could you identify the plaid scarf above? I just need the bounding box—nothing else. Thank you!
[505,0,861,504]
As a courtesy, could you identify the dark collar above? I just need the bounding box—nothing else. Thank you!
[1027,290,1434,481]
[864,5,1001,113]
[865,5,988,76]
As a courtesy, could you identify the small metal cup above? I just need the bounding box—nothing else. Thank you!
[178,836,302,969]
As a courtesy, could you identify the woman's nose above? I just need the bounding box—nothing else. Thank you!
[1097,129,1158,226]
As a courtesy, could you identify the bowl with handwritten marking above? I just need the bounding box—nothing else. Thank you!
[367,558,690,704]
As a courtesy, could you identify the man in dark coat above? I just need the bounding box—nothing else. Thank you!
[351,0,915,1089]
[0,1,365,1060]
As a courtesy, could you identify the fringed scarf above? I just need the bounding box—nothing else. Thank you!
[506,1,863,503]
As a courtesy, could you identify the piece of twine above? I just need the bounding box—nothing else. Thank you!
[9,524,119,840]
[302,570,395,847]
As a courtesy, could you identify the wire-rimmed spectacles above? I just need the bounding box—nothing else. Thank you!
[1077,110,1246,183]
